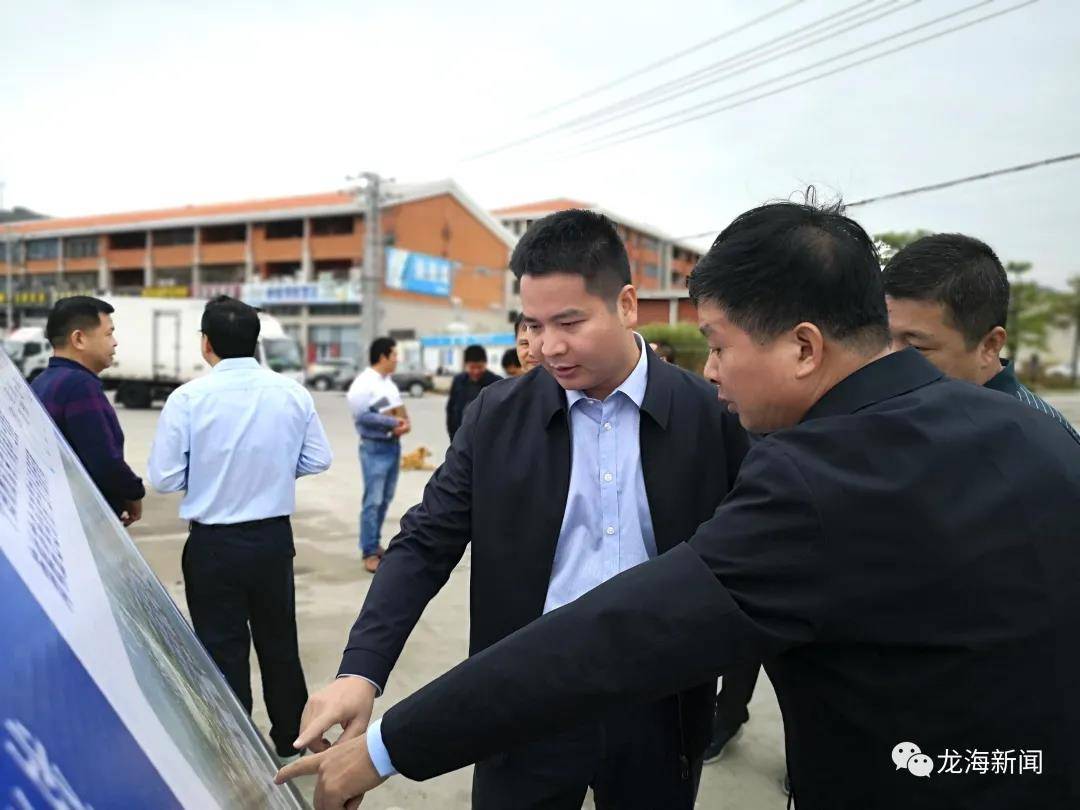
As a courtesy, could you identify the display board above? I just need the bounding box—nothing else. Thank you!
[0,351,305,809]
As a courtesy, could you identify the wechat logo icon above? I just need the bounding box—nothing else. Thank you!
[892,741,933,778]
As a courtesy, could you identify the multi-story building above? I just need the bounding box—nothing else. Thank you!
[492,198,704,291]
[1,180,517,367]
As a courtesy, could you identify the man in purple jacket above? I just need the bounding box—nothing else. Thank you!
[31,296,144,525]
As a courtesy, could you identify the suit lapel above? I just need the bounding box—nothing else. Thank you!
[639,352,682,554]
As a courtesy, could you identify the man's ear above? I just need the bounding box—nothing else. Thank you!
[617,284,638,329]
[791,322,826,380]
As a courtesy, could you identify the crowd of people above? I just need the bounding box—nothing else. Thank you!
[28,199,1080,810]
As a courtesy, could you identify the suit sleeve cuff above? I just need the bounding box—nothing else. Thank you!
[335,673,383,697]
[338,648,393,691]
[366,718,398,778]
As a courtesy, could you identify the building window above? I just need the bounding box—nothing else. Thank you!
[311,216,355,236]
[152,227,195,246]
[64,236,99,259]
[59,272,98,292]
[26,239,59,261]
[644,263,661,278]
[640,236,660,252]
[109,231,147,250]
[111,269,144,291]
[265,219,303,239]
[202,224,246,243]
[200,264,245,283]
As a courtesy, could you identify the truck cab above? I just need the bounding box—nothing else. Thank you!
[2,327,51,382]
[256,317,305,385]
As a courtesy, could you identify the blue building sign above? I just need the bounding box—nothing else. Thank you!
[385,248,455,298]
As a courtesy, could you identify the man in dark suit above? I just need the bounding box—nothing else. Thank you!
[286,210,747,809]
[445,344,500,441]
[884,232,1080,440]
[280,200,1080,810]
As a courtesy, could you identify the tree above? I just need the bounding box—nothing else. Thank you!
[1052,275,1080,385]
[873,229,935,265]
[1004,261,1069,366]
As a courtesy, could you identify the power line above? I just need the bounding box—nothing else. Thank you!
[468,0,902,161]
[562,0,889,132]
[567,0,1037,157]
[562,0,913,137]
[672,151,1080,241]
[847,151,1080,206]
[528,0,807,119]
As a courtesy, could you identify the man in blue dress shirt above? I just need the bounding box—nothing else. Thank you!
[148,295,332,760]
[286,210,748,809]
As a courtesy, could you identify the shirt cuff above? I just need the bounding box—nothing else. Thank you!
[335,673,384,697]
[366,717,398,778]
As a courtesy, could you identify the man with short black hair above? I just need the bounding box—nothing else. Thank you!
[500,348,523,377]
[884,232,1079,439]
[148,295,332,761]
[445,344,499,441]
[286,209,748,809]
[514,311,539,373]
[347,336,410,573]
[282,201,1080,810]
[32,295,145,526]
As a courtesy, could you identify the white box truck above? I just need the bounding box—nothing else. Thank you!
[2,326,50,381]
[2,296,304,408]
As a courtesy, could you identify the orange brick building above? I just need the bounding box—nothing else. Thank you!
[1,180,517,362]
[493,198,704,293]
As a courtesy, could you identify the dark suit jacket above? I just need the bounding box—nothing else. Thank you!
[341,348,748,761]
[445,369,501,440]
[380,349,1080,810]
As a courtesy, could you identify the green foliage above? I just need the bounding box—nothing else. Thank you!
[638,322,708,376]
[1004,261,1068,359]
[873,229,935,265]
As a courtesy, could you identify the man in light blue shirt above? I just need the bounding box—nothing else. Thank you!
[148,295,331,761]
[281,211,747,809]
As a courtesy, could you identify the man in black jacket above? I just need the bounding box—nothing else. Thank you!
[445,344,500,441]
[280,200,1080,810]
[286,210,748,809]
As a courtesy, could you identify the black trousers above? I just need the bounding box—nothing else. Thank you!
[182,516,308,757]
[472,697,702,810]
[714,662,761,738]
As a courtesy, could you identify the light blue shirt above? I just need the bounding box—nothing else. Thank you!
[366,336,655,779]
[148,357,332,524]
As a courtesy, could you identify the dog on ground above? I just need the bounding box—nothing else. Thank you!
[401,446,435,471]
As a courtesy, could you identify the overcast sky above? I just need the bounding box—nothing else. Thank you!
[2,0,1078,285]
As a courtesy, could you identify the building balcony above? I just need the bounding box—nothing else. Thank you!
[153,245,195,267]
[107,248,146,269]
[26,260,57,275]
[199,243,246,265]
[310,234,362,260]
[63,257,99,273]
[255,238,303,263]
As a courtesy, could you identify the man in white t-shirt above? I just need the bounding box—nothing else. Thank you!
[346,337,410,573]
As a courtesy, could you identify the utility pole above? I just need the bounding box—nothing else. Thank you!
[4,230,13,335]
[351,171,383,364]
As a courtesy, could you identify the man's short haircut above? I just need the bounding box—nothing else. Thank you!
[46,296,114,347]
[514,312,527,337]
[689,198,889,351]
[464,345,487,364]
[510,209,631,303]
[501,348,522,372]
[201,295,260,359]
[369,336,396,366]
[882,233,1009,348]
[654,341,677,363]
